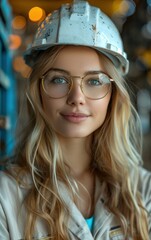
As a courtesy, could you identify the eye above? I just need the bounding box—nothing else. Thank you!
[52,77,68,84]
[45,76,69,85]
[87,78,103,86]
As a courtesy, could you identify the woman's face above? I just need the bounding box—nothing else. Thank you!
[41,46,112,139]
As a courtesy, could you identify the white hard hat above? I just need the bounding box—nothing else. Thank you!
[24,0,129,75]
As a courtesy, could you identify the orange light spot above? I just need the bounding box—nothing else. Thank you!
[12,16,26,30]
[29,7,45,22]
[9,34,22,50]
[140,50,151,67]
[13,56,31,77]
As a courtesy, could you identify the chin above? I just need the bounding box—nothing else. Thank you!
[57,131,92,139]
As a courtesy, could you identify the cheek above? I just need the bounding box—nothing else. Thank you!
[92,94,111,117]
[41,94,63,119]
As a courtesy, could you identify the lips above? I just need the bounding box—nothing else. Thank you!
[60,112,90,123]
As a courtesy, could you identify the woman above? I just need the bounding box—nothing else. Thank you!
[0,0,151,239]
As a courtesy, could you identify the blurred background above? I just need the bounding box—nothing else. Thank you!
[0,0,151,170]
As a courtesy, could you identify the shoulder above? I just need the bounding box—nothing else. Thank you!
[138,167,151,209]
[0,170,21,203]
[0,170,18,190]
[139,167,151,236]
[138,167,151,193]
[0,168,31,225]
[0,166,31,203]
[139,166,151,178]
[138,167,151,190]
[0,168,32,239]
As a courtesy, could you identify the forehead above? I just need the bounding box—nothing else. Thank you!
[50,46,106,74]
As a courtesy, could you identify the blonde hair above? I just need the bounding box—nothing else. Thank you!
[13,46,149,239]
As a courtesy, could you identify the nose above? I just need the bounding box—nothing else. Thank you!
[66,78,86,106]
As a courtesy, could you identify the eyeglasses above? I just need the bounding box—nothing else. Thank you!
[41,68,113,100]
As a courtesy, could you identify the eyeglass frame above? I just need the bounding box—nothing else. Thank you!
[40,68,114,100]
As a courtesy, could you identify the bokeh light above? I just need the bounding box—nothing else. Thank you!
[140,50,151,67]
[12,15,26,30]
[29,7,45,22]
[142,21,151,39]
[13,56,31,77]
[112,0,135,16]
[9,34,22,50]
[147,0,151,6]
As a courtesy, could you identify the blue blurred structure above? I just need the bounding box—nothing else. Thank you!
[0,0,17,160]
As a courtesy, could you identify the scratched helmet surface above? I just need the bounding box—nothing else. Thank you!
[24,0,129,75]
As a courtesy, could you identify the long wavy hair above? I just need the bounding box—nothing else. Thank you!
[12,46,149,239]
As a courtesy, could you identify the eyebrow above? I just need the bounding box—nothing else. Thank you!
[48,68,106,75]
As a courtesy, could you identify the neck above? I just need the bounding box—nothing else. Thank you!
[58,136,96,218]
[58,136,92,177]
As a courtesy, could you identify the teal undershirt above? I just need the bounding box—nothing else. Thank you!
[85,216,94,232]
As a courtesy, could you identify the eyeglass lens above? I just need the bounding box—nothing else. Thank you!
[42,70,112,99]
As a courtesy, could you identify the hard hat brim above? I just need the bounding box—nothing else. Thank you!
[24,43,129,75]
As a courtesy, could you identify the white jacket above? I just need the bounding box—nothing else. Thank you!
[0,167,151,240]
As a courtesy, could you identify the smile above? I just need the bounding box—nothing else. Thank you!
[60,113,90,123]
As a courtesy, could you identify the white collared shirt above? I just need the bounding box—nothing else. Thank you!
[0,167,151,240]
